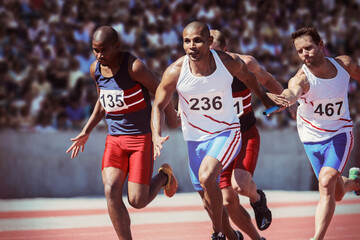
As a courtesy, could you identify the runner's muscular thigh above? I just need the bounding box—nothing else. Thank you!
[102,167,128,192]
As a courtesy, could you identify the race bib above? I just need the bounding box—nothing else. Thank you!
[233,97,244,118]
[313,97,345,120]
[100,89,129,112]
[188,91,224,115]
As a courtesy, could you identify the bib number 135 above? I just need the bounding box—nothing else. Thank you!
[313,98,345,120]
[100,89,128,112]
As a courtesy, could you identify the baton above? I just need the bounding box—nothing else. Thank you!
[263,106,280,116]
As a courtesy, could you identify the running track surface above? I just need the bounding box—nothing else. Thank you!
[0,191,359,240]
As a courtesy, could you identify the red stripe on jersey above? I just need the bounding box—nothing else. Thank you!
[242,98,252,109]
[300,116,353,132]
[106,83,147,115]
[179,93,239,127]
[242,102,253,115]
[179,92,189,104]
[232,89,251,98]
[243,107,253,115]
[182,111,240,135]
[124,87,142,102]
[233,90,253,115]
[339,118,352,122]
[123,83,142,95]
[204,115,240,126]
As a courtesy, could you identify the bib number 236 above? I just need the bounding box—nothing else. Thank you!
[189,92,223,114]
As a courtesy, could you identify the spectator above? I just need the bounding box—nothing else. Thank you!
[161,21,179,48]
[0,0,359,132]
[67,58,84,90]
[55,110,69,131]
[74,42,96,74]
[34,108,56,133]
[31,69,52,98]
[73,23,90,44]
[0,105,8,129]
[65,94,85,130]
[46,44,70,93]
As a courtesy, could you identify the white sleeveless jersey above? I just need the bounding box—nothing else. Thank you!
[177,50,240,141]
[297,57,353,143]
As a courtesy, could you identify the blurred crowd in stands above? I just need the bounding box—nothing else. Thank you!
[0,0,360,132]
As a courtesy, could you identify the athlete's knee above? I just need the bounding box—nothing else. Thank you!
[199,157,222,190]
[232,182,249,195]
[318,174,337,194]
[199,168,219,190]
[199,171,216,189]
[318,176,331,189]
[128,195,148,209]
[127,186,149,209]
[104,182,122,202]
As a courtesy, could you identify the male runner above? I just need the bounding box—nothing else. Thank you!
[270,26,360,240]
[66,26,178,240]
[151,21,275,240]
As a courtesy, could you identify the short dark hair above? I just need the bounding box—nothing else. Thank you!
[92,26,119,45]
[291,27,321,45]
[184,21,210,38]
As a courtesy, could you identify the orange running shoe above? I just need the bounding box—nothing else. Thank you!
[158,163,178,197]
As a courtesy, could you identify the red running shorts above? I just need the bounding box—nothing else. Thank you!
[102,133,153,185]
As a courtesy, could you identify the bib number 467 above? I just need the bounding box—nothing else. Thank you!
[313,98,345,120]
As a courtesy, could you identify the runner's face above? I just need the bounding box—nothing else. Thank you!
[294,36,323,68]
[183,28,211,61]
[92,40,118,66]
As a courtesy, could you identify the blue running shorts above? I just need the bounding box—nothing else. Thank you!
[187,129,241,191]
[303,131,354,178]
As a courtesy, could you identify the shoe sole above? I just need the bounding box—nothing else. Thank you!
[158,163,178,198]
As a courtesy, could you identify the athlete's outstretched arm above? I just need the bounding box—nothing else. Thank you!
[271,69,308,108]
[151,62,181,159]
[242,55,284,94]
[66,61,105,158]
[242,54,299,117]
[225,52,277,109]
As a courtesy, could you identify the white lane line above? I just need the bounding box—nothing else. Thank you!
[1,203,359,232]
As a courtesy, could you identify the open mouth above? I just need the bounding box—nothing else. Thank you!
[304,57,312,63]
[188,52,198,57]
